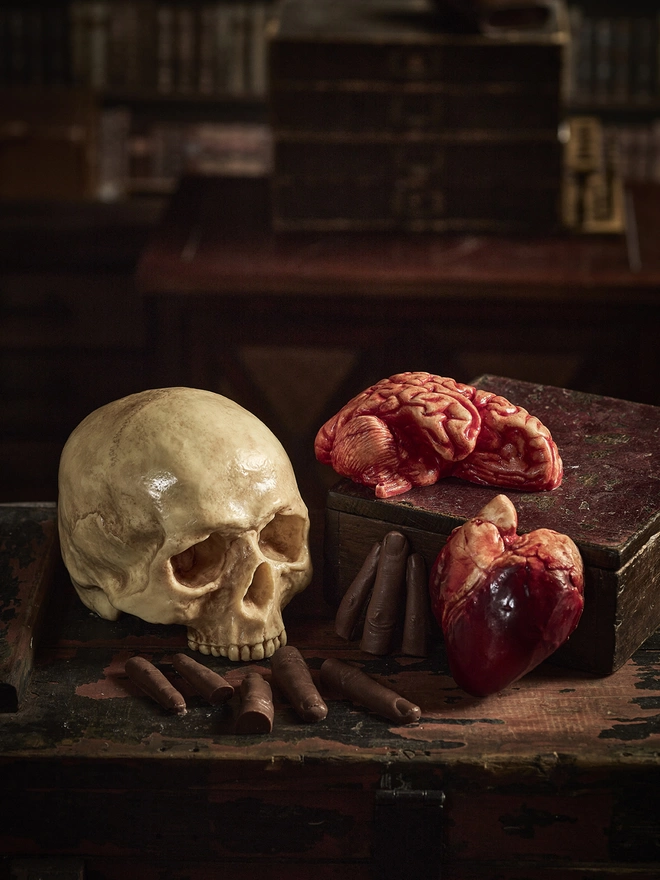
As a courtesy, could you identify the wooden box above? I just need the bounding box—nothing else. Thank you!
[324,375,660,676]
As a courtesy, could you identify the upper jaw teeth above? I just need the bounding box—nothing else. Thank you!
[187,629,287,662]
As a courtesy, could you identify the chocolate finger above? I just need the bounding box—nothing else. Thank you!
[320,657,420,724]
[125,656,187,715]
[271,646,328,722]
[335,541,381,640]
[171,653,234,704]
[360,530,409,655]
[236,672,274,734]
[401,553,433,657]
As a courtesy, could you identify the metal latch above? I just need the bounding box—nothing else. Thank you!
[373,774,445,879]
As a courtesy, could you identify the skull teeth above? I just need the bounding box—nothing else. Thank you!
[187,629,287,661]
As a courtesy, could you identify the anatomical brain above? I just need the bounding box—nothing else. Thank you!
[315,372,562,498]
[58,387,312,661]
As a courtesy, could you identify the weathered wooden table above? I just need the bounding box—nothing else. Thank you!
[1,504,659,880]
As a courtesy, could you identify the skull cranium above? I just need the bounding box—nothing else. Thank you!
[57,387,313,661]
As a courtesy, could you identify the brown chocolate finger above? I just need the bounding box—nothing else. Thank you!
[335,541,381,640]
[360,530,409,655]
[236,672,274,734]
[320,657,421,724]
[171,653,234,704]
[401,553,433,657]
[125,656,187,715]
[270,646,328,722]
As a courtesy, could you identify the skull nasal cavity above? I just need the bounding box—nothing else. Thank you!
[171,532,228,587]
[245,562,274,609]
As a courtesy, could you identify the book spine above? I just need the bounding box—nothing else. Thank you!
[198,4,216,94]
[107,0,128,90]
[592,16,613,104]
[213,2,232,95]
[273,138,562,231]
[271,39,562,86]
[247,1,268,97]
[227,2,248,96]
[87,1,110,89]
[25,6,45,85]
[274,136,562,184]
[561,116,624,233]
[571,6,594,104]
[69,0,88,86]
[7,7,27,85]
[44,3,71,86]
[96,105,131,201]
[271,83,561,135]
[175,3,197,94]
[616,123,659,183]
[271,184,560,233]
[156,3,175,94]
[0,9,7,85]
[629,15,656,103]
[610,16,631,105]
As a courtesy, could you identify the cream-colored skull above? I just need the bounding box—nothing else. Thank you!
[57,387,312,661]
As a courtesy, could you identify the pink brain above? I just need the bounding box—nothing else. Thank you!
[314,372,562,498]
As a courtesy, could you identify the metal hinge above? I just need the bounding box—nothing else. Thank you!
[373,774,445,880]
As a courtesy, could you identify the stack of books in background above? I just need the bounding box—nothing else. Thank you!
[1,0,657,215]
[566,3,660,185]
[560,115,624,233]
[0,1,272,97]
[0,1,274,200]
[268,0,569,233]
[567,4,659,108]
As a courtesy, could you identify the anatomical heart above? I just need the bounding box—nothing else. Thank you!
[429,494,584,696]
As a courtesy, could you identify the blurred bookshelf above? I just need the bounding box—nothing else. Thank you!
[566,0,660,187]
[0,0,658,204]
[0,0,275,201]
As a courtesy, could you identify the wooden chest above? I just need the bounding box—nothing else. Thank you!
[1,500,659,880]
[324,375,660,676]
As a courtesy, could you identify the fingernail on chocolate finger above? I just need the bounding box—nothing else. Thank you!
[125,656,187,715]
[171,653,234,704]
[271,646,328,722]
[236,672,274,734]
[360,530,409,655]
[402,553,433,657]
[335,541,381,640]
[320,657,421,725]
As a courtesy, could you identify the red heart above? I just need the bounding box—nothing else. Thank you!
[429,495,584,696]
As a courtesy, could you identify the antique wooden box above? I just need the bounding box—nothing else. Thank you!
[324,375,660,676]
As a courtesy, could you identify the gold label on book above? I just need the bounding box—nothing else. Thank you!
[561,117,624,234]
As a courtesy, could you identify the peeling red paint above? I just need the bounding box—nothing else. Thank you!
[75,650,137,700]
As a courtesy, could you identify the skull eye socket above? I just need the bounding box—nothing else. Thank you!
[171,532,229,587]
[259,512,306,563]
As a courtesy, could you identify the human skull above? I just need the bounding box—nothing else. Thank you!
[57,387,313,661]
